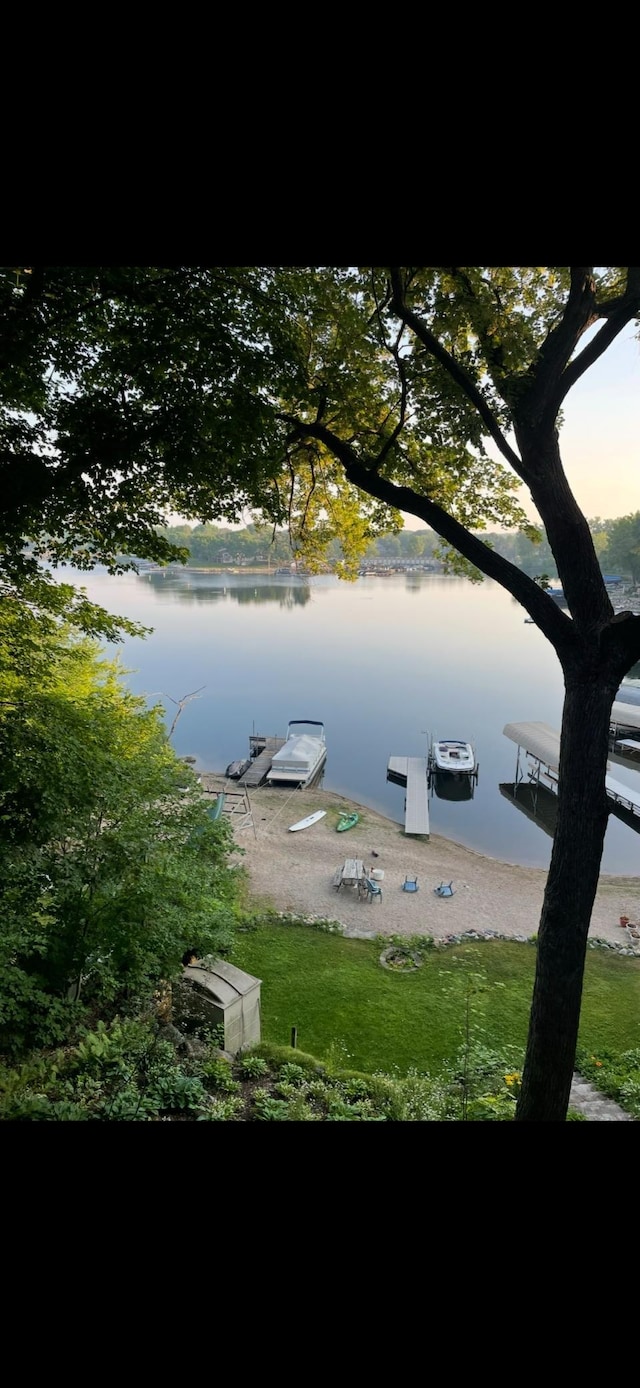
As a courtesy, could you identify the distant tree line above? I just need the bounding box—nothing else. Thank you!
[153,514,640,582]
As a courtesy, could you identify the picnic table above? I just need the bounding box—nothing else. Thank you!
[333,858,365,889]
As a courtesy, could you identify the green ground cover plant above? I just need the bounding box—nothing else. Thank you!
[0,1021,522,1121]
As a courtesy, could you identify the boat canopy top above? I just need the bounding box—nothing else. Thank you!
[503,721,561,771]
[615,683,640,708]
[271,733,325,767]
[504,709,640,773]
[505,704,640,773]
[611,702,640,731]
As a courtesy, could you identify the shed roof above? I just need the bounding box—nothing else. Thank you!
[183,959,261,1007]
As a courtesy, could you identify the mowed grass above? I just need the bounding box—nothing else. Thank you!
[231,921,640,1076]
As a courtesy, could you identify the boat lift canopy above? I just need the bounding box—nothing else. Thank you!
[503,719,640,822]
[610,701,640,733]
[504,705,640,768]
[503,721,561,771]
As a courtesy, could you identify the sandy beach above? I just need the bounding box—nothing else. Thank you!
[199,774,640,949]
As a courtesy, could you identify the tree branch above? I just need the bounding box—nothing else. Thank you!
[151,687,206,740]
[552,267,640,405]
[387,268,524,477]
[527,268,640,424]
[279,413,575,649]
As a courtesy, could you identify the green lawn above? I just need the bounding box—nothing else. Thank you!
[231,921,640,1077]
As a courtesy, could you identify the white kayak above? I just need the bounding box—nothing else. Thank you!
[288,810,327,832]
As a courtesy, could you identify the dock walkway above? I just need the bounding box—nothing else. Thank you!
[386,755,430,836]
[244,736,285,787]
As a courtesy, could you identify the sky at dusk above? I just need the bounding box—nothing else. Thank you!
[401,323,640,530]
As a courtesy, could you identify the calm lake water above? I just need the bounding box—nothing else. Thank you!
[71,566,640,875]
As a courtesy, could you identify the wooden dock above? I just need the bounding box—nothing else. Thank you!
[244,735,285,786]
[386,756,430,836]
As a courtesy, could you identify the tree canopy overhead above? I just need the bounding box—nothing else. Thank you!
[3,265,637,586]
[0,265,548,584]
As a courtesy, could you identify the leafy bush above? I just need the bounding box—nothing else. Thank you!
[276,1062,307,1085]
[252,1089,291,1121]
[198,1094,245,1121]
[575,1046,640,1118]
[147,1072,209,1114]
[201,1057,240,1093]
[0,610,242,1050]
[0,1014,225,1120]
[236,1054,269,1079]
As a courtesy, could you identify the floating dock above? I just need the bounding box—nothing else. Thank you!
[387,756,430,836]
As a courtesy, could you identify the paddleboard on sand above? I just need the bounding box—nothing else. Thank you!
[288,810,327,832]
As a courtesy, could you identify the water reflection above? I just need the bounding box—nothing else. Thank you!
[140,570,311,607]
[499,782,557,838]
[431,773,476,802]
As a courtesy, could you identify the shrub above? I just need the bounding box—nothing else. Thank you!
[198,1094,245,1121]
[236,1054,269,1079]
[201,1057,241,1093]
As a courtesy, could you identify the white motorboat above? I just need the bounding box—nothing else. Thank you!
[429,738,477,777]
[267,720,327,788]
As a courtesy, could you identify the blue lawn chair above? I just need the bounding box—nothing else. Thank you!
[434,881,454,897]
[402,875,419,893]
[364,877,383,903]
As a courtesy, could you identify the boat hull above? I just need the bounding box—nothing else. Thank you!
[266,749,327,787]
[226,758,252,780]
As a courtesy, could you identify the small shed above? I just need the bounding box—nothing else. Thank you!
[173,959,262,1055]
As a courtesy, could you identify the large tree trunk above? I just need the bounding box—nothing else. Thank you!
[515,679,614,1121]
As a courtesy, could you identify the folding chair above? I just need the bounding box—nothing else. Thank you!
[434,881,454,897]
[402,875,419,893]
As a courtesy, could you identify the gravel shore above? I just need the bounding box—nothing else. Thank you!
[200,774,640,949]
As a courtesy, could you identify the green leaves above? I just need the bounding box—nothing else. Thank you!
[600,512,640,582]
[0,608,240,1052]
